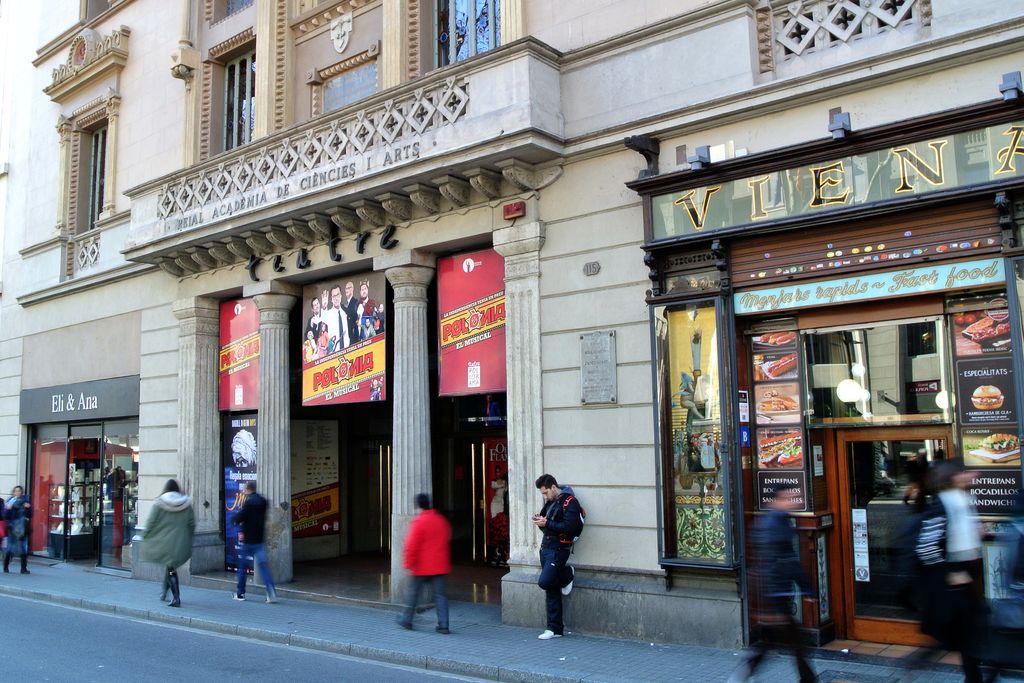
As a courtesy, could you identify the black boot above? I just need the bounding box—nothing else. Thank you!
[160,571,170,601]
[3,553,9,573]
[19,554,28,574]
[167,568,181,607]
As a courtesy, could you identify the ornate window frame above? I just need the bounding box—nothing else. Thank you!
[307,42,380,117]
[44,28,128,278]
[200,28,257,159]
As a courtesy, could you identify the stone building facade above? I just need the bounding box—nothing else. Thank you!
[1,0,1023,647]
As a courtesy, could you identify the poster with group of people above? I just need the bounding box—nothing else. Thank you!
[301,273,387,405]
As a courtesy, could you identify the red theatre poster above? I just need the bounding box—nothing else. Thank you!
[483,437,510,566]
[438,249,507,395]
[219,298,260,411]
[301,272,387,405]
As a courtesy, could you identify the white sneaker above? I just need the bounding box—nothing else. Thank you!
[232,593,245,601]
[561,566,575,596]
[265,590,277,604]
[538,630,562,640]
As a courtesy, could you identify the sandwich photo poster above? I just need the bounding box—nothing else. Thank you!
[750,329,808,511]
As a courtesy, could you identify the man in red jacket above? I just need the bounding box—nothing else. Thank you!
[398,493,452,634]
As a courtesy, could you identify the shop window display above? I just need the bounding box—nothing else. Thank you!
[655,301,728,564]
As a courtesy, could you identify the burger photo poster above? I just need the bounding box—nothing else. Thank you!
[955,357,1016,426]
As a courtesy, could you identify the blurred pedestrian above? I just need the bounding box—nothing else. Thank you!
[398,493,451,634]
[231,480,277,603]
[4,486,30,574]
[142,479,195,608]
[915,460,985,682]
[730,482,815,683]
[979,490,1024,680]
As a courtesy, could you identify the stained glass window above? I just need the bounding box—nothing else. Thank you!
[436,0,500,68]
[654,301,730,565]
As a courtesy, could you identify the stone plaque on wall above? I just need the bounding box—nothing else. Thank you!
[580,330,617,405]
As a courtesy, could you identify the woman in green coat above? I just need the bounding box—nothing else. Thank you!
[142,479,195,608]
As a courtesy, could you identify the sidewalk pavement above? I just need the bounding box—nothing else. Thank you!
[0,557,969,682]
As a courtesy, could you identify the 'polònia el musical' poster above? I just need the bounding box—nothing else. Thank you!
[300,272,387,405]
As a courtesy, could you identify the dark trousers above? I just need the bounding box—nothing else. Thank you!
[744,600,815,683]
[402,575,449,629]
[538,545,572,634]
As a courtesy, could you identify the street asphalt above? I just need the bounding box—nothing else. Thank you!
[0,557,981,682]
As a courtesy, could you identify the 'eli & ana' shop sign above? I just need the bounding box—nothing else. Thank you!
[652,121,1024,239]
[735,258,1005,315]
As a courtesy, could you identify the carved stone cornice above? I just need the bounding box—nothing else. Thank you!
[352,199,386,227]
[189,247,219,269]
[174,253,201,273]
[158,258,185,277]
[45,27,130,102]
[206,244,237,265]
[283,218,317,244]
[403,183,441,214]
[225,236,254,259]
[244,231,275,256]
[293,0,372,35]
[266,226,295,250]
[496,159,563,192]
[433,175,470,207]
[377,192,413,222]
[328,207,360,234]
[304,214,333,241]
[464,167,502,200]
[209,27,255,62]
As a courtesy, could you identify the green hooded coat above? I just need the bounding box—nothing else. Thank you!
[142,491,195,569]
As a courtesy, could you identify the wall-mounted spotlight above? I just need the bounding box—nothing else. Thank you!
[828,110,852,140]
[1000,71,1023,102]
[687,145,711,171]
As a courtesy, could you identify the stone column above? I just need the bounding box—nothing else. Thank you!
[171,296,222,574]
[252,290,298,583]
[254,0,290,138]
[492,221,545,567]
[55,116,72,235]
[380,0,410,89]
[377,249,435,603]
[499,0,525,44]
[100,91,120,218]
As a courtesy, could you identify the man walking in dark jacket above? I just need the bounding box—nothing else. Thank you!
[730,482,814,682]
[231,481,277,603]
[533,473,582,640]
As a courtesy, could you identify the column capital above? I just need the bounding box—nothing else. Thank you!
[493,220,545,258]
[243,279,302,299]
[374,248,436,272]
[385,265,435,297]
[172,296,219,322]
[252,290,299,323]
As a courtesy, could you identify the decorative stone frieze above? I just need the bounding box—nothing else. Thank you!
[154,77,469,222]
[764,0,931,65]
[46,27,131,102]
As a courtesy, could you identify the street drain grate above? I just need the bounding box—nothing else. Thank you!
[817,670,901,683]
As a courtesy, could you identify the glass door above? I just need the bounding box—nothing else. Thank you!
[100,420,139,569]
[67,425,102,561]
[835,426,950,644]
[30,425,68,556]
